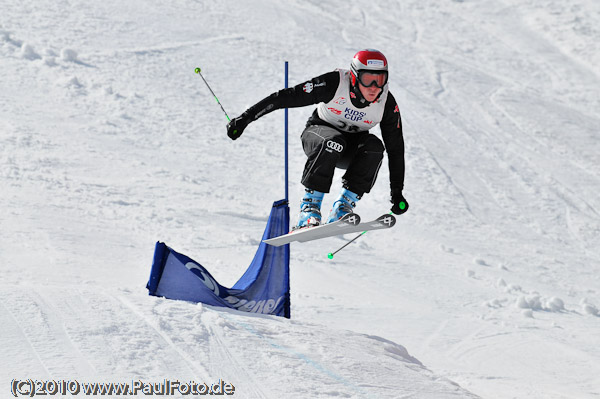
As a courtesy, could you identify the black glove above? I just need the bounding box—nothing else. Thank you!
[226,114,250,140]
[390,188,409,215]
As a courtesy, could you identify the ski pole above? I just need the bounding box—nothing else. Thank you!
[327,230,368,259]
[194,67,231,122]
[327,211,397,259]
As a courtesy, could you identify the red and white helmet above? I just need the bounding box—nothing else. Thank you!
[350,49,389,88]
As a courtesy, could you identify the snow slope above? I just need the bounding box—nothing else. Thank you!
[1,0,599,398]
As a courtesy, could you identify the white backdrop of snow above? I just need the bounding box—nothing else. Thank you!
[1,0,599,398]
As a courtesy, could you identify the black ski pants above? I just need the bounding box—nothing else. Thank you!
[300,125,384,196]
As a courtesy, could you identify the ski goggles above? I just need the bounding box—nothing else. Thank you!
[357,71,388,88]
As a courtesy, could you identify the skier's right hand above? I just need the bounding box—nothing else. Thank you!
[227,114,250,140]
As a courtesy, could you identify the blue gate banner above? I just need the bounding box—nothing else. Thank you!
[147,199,290,318]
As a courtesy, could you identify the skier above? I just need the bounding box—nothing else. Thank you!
[226,49,409,229]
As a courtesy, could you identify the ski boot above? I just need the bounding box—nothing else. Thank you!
[294,188,325,230]
[326,188,361,224]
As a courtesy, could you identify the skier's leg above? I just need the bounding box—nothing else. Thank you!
[300,125,347,193]
[341,133,384,196]
[324,133,384,223]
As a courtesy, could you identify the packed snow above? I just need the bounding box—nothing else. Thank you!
[1,0,599,398]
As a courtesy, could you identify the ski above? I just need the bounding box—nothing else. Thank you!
[263,213,396,247]
[263,213,361,247]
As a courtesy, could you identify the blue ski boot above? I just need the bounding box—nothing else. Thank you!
[294,189,325,230]
[326,188,361,224]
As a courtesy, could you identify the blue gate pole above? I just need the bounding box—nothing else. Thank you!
[284,61,289,203]
[283,61,291,318]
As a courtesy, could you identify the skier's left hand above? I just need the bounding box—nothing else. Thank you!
[391,188,409,215]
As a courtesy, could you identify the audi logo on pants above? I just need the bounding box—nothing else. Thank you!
[326,141,344,153]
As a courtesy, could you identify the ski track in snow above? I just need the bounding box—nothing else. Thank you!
[2,0,600,397]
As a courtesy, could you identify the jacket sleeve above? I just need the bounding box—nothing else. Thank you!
[380,92,406,192]
[241,71,339,121]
